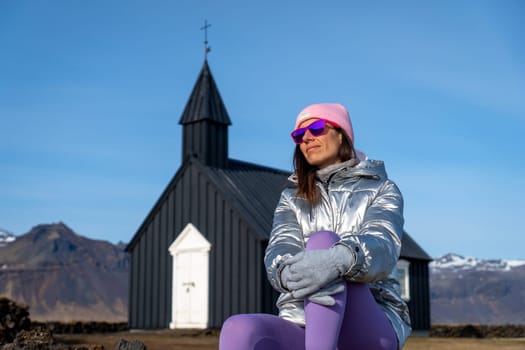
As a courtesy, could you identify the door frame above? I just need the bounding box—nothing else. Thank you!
[168,223,211,329]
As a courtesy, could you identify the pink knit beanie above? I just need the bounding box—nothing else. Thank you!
[294,103,366,160]
[295,103,354,144]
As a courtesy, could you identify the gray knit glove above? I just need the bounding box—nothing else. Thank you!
[283,245,354,299]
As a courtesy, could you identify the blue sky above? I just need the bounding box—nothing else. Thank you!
[1,1,523,260]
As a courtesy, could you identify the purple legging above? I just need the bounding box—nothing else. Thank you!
[219,231,398,350]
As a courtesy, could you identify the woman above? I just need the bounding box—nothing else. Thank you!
[219,103,411,350]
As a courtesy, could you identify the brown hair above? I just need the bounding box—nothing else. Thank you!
[293,130,355,205]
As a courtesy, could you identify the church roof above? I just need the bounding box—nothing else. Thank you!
[203,158,290,240]
[400,230,432,261]
[179,60,232,126]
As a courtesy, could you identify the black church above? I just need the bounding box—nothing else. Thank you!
[125,59,432,334]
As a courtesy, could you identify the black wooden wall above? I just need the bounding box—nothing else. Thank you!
[128,161,275,329]
[407,259,431,331]
[183,122,228,168]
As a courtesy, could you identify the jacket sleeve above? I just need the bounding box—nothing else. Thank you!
[264,189,305,293]
[337,179,404,283]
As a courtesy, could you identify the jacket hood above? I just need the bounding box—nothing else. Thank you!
[288,159,387,185]
[351,159,388,179]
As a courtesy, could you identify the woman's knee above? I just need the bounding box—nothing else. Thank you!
[220,314,284,342]
[220,314,262,349]
[221,314,259,337]
[220,313,304,350]
[306,231,340,250]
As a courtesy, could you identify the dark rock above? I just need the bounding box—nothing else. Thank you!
[41,322,128,335]
[114,339,146,350]
[0,297,31,345]
[13,327,54,346]
[70,345,105,350]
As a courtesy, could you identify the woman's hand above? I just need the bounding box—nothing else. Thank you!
[283,245,354,299]
[279,264,294,291]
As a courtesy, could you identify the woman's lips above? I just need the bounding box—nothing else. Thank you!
[306,145,320,153]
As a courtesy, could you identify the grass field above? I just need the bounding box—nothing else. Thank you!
[55,330,525,350]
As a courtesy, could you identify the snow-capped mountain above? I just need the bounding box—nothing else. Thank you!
[430,253,525,272]
[0,227,16,247]
[430,253,525,324]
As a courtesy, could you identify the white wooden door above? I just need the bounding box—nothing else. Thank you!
[174,250,208,327]
[169,223,211,329]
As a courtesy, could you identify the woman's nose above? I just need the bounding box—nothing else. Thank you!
[302,130,315,143]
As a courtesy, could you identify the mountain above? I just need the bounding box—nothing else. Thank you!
[0,228,16,247]
[0,222,129,322]
[430,253,525,325]
[430,253,525,272]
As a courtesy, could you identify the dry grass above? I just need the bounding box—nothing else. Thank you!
[55,329,218,350]
[404,336,525,350]
[54,329,525,350]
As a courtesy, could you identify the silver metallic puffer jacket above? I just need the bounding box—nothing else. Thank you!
[265,159,412,348]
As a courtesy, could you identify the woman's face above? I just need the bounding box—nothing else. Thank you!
[298,118,343,169]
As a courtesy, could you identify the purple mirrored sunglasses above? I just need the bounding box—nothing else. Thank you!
[290,119,340,144]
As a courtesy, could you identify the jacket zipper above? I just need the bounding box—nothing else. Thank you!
[322,172,338,231]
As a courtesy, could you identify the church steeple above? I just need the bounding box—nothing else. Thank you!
[179,60,232,168]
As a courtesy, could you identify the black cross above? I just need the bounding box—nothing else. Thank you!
[200,20,212,58]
